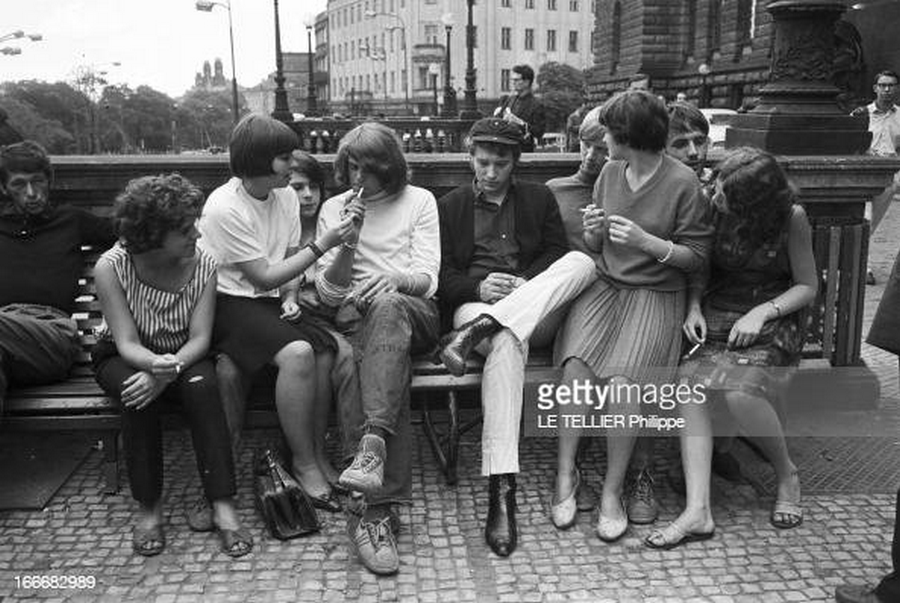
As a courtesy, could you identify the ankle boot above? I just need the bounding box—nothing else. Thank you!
[439,314,501,377]
[485,474,518,557]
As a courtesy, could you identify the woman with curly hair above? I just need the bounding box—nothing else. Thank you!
[645,147,817,550]
[93,173,251,558]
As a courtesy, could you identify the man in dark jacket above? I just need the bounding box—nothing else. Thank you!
[0,141,115,419]
[493,65,546,152]
[436,117,596,557]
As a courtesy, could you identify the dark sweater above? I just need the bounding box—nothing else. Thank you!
[0,206,115,313]
[437,179,569,317]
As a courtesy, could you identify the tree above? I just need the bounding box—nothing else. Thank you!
[1,80,90,152]
[177,88,243,151]
[537,62,586,132]
[0,96,75,153]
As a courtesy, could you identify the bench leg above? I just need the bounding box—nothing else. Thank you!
[101,430,120,495]
[421,391,460,485]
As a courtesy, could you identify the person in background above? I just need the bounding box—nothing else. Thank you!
[565,101,592,153]
[93,174,250,558]
[646,148,816,550]
[0,141,115,420]
[493,65,547,152]
[317,122,441,576]
[851,69,900,285]
[436,117,596,555]
[198,115,358,518]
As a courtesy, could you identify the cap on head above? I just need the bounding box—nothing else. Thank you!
[468,117,523,147]
[578,106,605,144]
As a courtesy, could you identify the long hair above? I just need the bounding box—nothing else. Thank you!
[333,122,409,195]
[714,147,795,249]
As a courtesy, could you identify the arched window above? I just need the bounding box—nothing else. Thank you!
[611,1,622,73]
[685,0,697,59]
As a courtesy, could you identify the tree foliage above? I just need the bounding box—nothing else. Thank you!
[537,62,586,132]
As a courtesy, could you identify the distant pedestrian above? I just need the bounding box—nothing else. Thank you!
[493,65,546,152]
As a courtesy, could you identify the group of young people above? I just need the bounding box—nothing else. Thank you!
[0,88,816,577]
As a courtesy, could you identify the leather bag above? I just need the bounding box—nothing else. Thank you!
[253,448,320,540]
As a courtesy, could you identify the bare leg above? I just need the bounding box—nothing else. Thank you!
[724,390,800,521]
[313,352,339,485]
[555,358,595,502]
[599,376,640,524]
[674,397,715,530]
[273,340,330,499]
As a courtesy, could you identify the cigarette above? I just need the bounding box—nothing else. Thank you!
[686,342,702,357]
[579,204,596,213]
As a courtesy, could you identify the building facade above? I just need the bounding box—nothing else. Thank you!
[319,0,597,116]
[243,52,313,117]
[587,0,776,108]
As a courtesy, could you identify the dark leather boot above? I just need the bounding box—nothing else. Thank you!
[485,474,517,557]
[438,314,501,377]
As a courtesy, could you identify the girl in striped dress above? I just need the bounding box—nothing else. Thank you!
[93,174,251,558]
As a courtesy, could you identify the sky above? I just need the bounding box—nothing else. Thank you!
[3,0,329,99]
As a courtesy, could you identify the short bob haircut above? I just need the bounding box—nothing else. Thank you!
[599,90,669,153]
[333,122,409,196]
[715,147,795,249]
[512,64,535,85]
[667,101,709,137]
[114,173,205,254]
[229,114,299,178]
[290,149,326,199]
[0,140,53,186]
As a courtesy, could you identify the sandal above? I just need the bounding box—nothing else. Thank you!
[644,520,715,550]
[216,526,254,558]
[770,500,803,529]
[132,524,166,557]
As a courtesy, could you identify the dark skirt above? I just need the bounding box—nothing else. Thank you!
[213,294,336,374]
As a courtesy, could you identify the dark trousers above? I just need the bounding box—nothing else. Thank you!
[337,293,440,506]
[94,349,235,506]
[876,488,900,601]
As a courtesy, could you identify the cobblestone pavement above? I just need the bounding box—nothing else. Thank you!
[2,206,900,602]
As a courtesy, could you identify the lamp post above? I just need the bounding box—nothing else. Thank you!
[440,13,457,117]
[305,23,317,117]
[365,10,410,115]
[195,0,240,125]
[698,63,711,108]
[270,0,292,122]
[460,0,480,119]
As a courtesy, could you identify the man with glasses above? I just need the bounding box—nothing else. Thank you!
[493,65,546,152]
[852,70,900,284]
[0,141,115,420]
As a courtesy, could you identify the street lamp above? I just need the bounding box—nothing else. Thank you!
[368,47,389,115]
[460,0,481,119]
[365,9,410,115]
[305,22,318,117]
[440,12,457,117]
[698,63,711,108]
[195,0,240,125]
[271,0,292,122]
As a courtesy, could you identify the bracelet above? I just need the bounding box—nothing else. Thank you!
[656,240,675,264]
[306,241,325,259]
[769,300,782,318]
[342,241,358,251]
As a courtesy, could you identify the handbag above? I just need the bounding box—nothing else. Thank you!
[253,448,321,540]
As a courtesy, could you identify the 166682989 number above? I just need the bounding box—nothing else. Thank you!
[15,575,96,589]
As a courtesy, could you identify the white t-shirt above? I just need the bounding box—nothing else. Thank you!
[199,177,300,298]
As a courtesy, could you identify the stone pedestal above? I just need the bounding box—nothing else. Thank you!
[726,0,871,154]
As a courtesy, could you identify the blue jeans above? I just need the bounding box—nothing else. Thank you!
[337,293,440,506]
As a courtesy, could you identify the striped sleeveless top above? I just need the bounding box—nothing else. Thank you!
[98,243,217,354]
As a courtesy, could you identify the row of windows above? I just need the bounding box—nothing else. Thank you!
[331,26,582,64]
[500,0,585,10]
[333,71,406,96]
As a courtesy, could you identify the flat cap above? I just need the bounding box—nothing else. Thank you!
[468,117,523,147]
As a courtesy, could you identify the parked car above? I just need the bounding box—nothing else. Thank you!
[700,108,738,149]
[537,132,566,152]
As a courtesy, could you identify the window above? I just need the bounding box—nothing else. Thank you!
[419,66,429,89]
[501,68,511,92]
[526,0,534,8]
[350,6,354,24]
[501,27,511,50]
[391,71,396,92]
[525,28,534,50]
[548,0,557,9]
[390,30,395,53]
[366,74,371,91]
[569,30,578,52]
[502,0,511,6]
[547,29,557,51]
[426,0,437,4]
[425,24,439,44]
[569,0,578,9]
[351,40,356,60]
[611,1,622,71]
